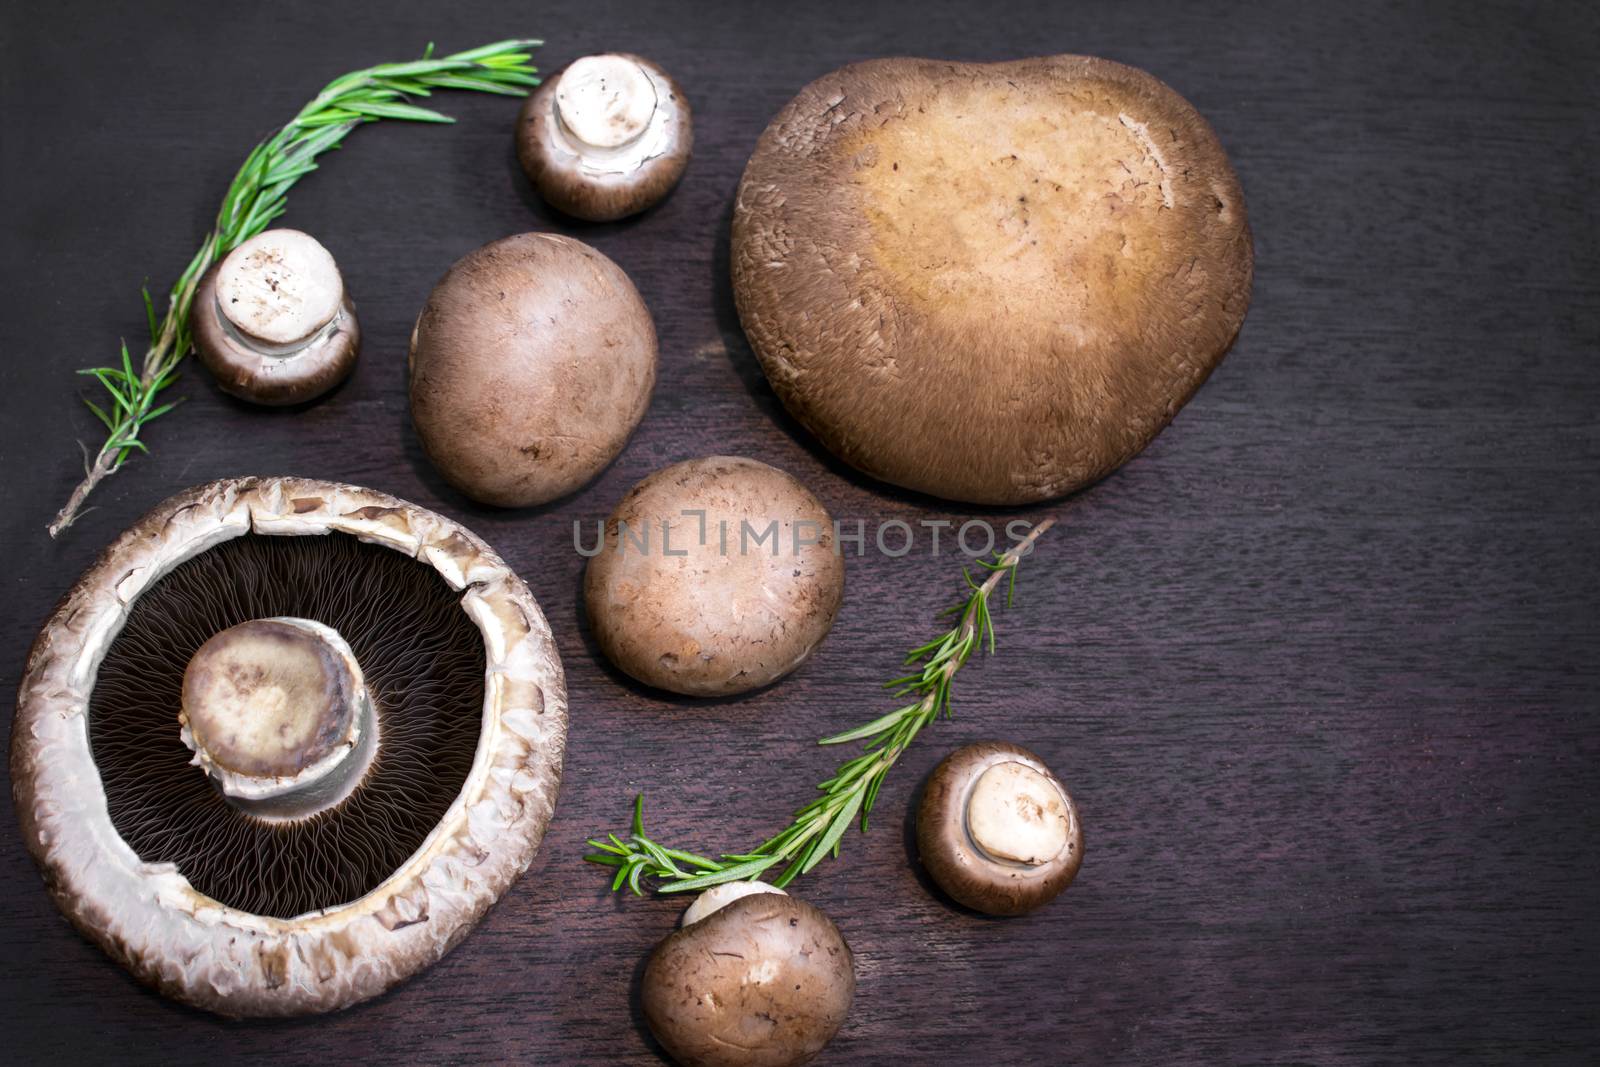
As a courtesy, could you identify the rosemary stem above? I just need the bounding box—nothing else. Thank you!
[961,516,1053,629]
[49,253,210,539]
[46,447,119,538]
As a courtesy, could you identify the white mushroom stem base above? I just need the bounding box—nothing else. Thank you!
[965,760,1072,866]
[180,616,377,822]
[551,54,670,174]
[215,229,345,350]
[557,54,657,146]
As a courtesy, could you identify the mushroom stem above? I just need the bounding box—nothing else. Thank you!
[214,297,347,360]
[214,230,346,348]
[180,616,378,821]
[964,761,1070,865]
[555,54,658,152]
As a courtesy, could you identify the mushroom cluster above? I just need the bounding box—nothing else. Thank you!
[642,884,855,1067]
[11,44,1193,1050]
[191,228,360,405]
[12,477,567,1014]
[584,456,845,696]
[732,55,1254,504]
[517,53,692,220]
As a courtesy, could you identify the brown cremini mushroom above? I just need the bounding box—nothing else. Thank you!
[517,53,692,221]
[642,886,855,1067]
[732,56,1254,504]
[408,232,657,507]
[916,741,1084,916]
[191,228,360,405]
[11,477,567,1016]
[584,456,844,697]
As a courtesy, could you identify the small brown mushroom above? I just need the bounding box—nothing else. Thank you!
[583,456,844,696]
[408,233,657,507]
[517,53,692,221]
[642,887,854,1067]
[191,228,360,405]
[732,55,1254,504]
[916,741,1084,916]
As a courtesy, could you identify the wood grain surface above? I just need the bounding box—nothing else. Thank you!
[2,1,1596,1063]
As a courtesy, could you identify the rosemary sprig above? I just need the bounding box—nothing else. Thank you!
[47,39,543,539]
[585,517,1055,895]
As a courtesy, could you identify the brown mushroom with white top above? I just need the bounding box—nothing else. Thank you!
[11,477,567,1016]
[584,456,844,697]
[191,228,360,405]
[408,232,657,507]
[732,55,1254,504]
[916,741,1084,916]
[642,883,855,1067]
[517,53,692,221]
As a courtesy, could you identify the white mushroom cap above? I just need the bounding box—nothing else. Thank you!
[556,54,658,149]
[680,881,786,927]
[215,229,345,346]
[965,760,1072,865]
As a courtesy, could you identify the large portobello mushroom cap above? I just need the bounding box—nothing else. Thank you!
[731,56,1254,504]
[11,477,567,1016]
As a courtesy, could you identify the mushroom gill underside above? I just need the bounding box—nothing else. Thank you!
[89,532,485,919]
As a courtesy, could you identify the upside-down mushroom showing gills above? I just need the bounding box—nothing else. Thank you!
[916,741,1084,916]
[517,53,693,220]
[11,477,567,1016]
[191,228,360,405]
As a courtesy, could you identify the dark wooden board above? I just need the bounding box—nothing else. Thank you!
[1,0,1596,1062]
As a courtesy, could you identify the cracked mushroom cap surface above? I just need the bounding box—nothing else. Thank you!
[10,477,567,1016]
[731,55,1254,504]
[642,893,855,1067]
